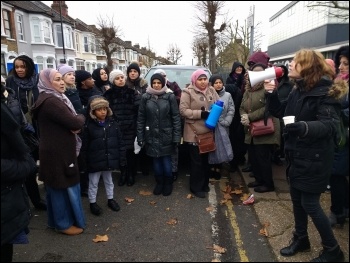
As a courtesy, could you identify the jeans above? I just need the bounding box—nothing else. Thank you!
[153,155,172,178]
[290,186,338,248]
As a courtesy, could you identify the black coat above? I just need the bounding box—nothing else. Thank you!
[1,101,36,245]
[267,78,340,193]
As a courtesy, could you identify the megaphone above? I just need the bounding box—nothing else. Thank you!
[248,67,284,86]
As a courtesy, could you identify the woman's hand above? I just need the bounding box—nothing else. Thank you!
[264,79,276,93]
[71,129,81,134]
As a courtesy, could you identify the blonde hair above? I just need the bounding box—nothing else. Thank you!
[293,49,334,91]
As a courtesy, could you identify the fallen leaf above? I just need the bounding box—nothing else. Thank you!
[187,194,194,199]
[139,190,152,196]
[165,207,170,211]
[231,189,243,195]
[211,259,221,262]
[124,197,135,203]
[149,201,157,205]
[92,235,108,243]
[240,193,251,201]
[223,193,232,200]
[220,199,228,205]
[259,222,270,237]
[206,206,214,212]
[166,218,178,225]
[222,185,232,194]
[213,244,227,254]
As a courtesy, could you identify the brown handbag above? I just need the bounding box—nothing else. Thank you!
[189,124,216,154]
[250,118,275,137]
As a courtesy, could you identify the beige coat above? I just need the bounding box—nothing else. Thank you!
[180,85,220,143]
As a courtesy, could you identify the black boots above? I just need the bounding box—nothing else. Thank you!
[118,166,127,186]
[310,245,344,262]
[280,234,311,256]
[153,177,164,195]
[163,176,173,196]
[90,202,102,216]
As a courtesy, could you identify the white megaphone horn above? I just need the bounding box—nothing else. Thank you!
[248,67,284,86]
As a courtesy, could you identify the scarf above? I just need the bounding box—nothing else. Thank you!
[13,74,38,90]
[146,86,168,99]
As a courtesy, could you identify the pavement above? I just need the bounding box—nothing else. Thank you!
[237,159,349,262]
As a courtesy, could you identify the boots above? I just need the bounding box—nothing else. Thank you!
[280,234,311,256]
[163,176,173,196]
[126,168,135,186]
[118,166,127,186]
[328,211,346,227]
[310,245,344,262]
[172,172,178,181]
[153,176,164,195]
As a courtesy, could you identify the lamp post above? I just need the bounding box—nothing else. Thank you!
[59,1,66,64]
[248,5,255,55]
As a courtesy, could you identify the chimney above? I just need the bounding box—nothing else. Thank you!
[134,43,140,49]
[51,1,68,17]
[125,41,132,47]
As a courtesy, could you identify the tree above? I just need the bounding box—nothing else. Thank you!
[307,1,349,21]
[192,37,209,67]
[95,15,121,73]
[193,1,228,72]
[166,44,183,64]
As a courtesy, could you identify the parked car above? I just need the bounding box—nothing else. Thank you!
[144,65,212,90]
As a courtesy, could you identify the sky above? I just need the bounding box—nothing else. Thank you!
[42,1,290,65]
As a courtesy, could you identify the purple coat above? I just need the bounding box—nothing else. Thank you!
[31,93,85,189]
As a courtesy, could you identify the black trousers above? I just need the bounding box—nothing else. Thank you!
[188,144,210,192]
[1,244,13,262]
[25,172,42,206]
[330,175,349,215]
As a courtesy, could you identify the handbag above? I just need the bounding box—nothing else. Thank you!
[250,118,275,137]
[189,124,216,154]
[208,123,233,164]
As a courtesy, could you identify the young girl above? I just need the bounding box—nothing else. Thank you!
[81,96,122,215]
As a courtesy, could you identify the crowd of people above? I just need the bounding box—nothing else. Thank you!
[1,45,348,262]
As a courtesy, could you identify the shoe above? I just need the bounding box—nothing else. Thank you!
[280,234,310,256]
[90,202,102,216]
[107,199,120,212]
[34,200,47,210]
[310,245,344,262]
[203,185,210,192]
[172,172,178,181]
[191,190,206,198]
[254,186,275,193]
[241,165,252,172]
[214,171,221,180]
[247,181,262,188]
[80,191,88,197]
[162,177,173,196]
[60,225,83,236]
[242,194,255,205]
[328,211,345,227]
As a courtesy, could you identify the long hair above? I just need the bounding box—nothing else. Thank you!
[13,55,36,79]
[293,49,334,91]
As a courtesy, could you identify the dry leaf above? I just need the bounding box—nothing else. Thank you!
[206,206,214,212]
[240,193,251,201]
[211,259,221,262]
[259,222,270,237]
[149,201,157,205]
[231,189,243,195]
[223,193,232,200]
[166,218,178,225]
[186,194,194,199]
[222,185,232,194]
[165,207,170,211]
[213,244,227,254]
[139,190,152,196]
[92,235,108,243]
[124,197,135,203]
[220,199,228,205]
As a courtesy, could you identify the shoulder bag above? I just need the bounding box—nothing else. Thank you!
[189,124,216,154]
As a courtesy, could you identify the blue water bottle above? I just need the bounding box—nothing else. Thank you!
[205,100,224,130]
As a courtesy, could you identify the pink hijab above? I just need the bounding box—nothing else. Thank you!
[191,69,208,90]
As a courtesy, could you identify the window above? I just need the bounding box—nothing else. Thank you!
[75,33,80,52]
[56,25,63,47]
[17,14,24,41]
[68,60,74,67]
[1,53,6,76]
[2,10,11,37]
[32,18,41,42]
[90,36,95,53]
[36,57,44,72]
[76,60,85,70]
[84,36,89,52]
[47,57,54,68]
[43,20,51,44]
[64,27,71,48]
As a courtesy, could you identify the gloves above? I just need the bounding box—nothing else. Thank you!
[201,111,210,120]
[138,141,144,147]
[284,122,307,137]
[241,114,250,126]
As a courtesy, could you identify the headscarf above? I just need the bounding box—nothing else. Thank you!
[191,69,208,91]
[38,69,82,155]
[92,68,109,88]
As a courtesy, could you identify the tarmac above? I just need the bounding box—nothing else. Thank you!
[237,160,349,262]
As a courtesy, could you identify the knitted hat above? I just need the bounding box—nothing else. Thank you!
[154,69,166,76]
[151,73,166,87]
[89,96,113,120]
[248,51,270,69]
[75,70,92,87]
[58,64,74,77]
[127,63,141,76]
[209,74,224,85]
[109,69,124,83]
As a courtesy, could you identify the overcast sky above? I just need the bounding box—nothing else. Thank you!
[43,1,289,65]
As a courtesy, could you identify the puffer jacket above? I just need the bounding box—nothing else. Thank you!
[137,91,181,157]
[267,77,345,193]
[180,85,220,143]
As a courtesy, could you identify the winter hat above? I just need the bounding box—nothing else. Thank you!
[127,63,141,76]
[248,51,270,69]
[75,70,92,87]
[209,74,224,85]
[154,69,167,76]
[89,96,113,120]
[58,64,74,77]
[151,73,166,87]
[191,69,208,85]
[334,45,349,72]
[109,69,124,83]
